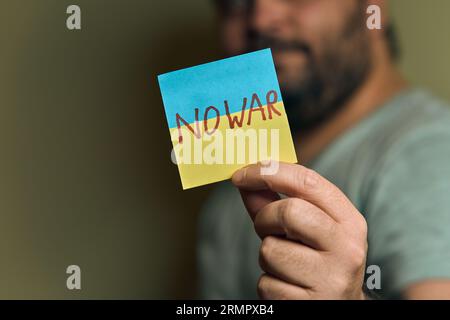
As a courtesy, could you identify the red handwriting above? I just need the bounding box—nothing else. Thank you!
[175,90,281,144]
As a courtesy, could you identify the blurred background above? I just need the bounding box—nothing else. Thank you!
[0,0,449,299]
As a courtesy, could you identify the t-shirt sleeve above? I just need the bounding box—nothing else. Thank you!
[365,121,450,298]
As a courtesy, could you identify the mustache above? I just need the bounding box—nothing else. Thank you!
[248,33,312,55]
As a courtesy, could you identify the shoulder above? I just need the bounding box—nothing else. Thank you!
[352,89,450,176]
[375,90,450,168]
[362,90,450,211]
[367,89,450,155]
[346,89,450,212]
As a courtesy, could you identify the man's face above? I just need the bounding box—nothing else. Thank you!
[220,0,373,131]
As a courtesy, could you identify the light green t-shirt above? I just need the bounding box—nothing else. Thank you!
[197,88,450,299]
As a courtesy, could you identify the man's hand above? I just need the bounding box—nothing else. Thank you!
[232,162,368,300]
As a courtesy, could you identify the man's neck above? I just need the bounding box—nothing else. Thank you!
[296,60,408,165]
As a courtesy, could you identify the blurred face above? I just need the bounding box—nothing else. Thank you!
[219,0,373,131]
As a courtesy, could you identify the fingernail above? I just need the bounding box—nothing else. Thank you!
[232,168,246,185]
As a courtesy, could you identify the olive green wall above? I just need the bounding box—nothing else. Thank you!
[0,0,448,298]
[391,0,450,101]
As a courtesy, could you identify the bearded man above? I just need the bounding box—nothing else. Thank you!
[198,0,450,300]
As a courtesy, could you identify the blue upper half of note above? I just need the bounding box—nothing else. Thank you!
[158,49,283,128]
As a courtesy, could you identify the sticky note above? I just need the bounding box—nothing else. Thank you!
[158,49,297,189]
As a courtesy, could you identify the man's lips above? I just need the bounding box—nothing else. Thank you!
[272,48,309,66]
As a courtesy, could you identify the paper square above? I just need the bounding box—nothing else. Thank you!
[158,49,297,189]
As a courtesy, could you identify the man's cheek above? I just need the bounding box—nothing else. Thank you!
[291,0,348,46]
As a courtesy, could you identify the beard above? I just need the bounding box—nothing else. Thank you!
[247,6,372,133]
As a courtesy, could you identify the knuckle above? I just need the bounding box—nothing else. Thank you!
[260,236,277,262]
[346,242,367,269]
[280,198,300,228]
[257,274,270,299]
[333,276,354,296]
[351,214,368,243]
[324,218,338,237]
[358,215,368,238]
[333,276,348,293]
[301,168,320,191]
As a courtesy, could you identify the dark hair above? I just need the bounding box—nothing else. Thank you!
[213,0,248,14]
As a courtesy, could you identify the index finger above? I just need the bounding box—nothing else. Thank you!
[232,162,357,223]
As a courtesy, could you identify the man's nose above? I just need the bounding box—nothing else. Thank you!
[250,0,289,37]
